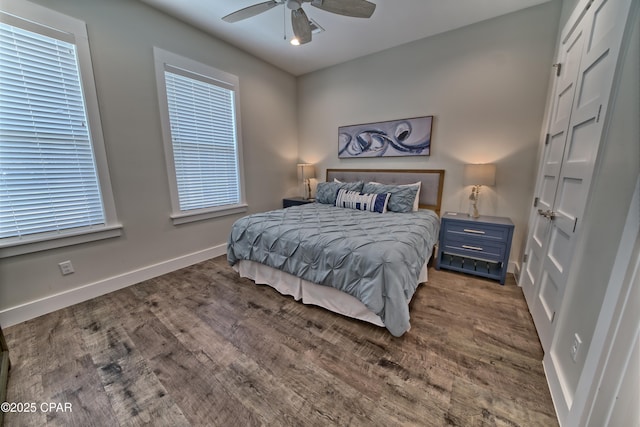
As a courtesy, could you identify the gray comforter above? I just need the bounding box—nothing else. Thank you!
[227,203,440,336]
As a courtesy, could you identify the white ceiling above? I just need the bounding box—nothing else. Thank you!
[140,0,552,76]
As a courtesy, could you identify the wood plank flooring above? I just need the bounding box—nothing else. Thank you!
[3,256,558,426]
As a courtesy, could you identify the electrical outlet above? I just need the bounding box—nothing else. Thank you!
[570,333,582,362]
[58,260,74,275]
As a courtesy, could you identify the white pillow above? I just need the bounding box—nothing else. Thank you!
[368,181,421,211]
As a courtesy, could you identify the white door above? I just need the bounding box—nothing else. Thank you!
[522,0,633,352]
[521,19,586,307]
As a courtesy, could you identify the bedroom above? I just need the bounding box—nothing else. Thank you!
[0,0,638,425]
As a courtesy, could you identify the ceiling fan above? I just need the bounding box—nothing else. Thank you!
[222,0,376,45]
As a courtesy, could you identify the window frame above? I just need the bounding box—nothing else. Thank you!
[153,47,247,225]
[0,0,121,258]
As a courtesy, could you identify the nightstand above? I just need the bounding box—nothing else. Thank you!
[283,197,315,208]
[435,212,514,284]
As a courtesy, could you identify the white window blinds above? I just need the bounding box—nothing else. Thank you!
[164,70,240,211]
[0,22,105,240]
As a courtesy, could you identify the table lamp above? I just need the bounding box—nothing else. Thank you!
[464,164,496,218]
[297,163,315,200]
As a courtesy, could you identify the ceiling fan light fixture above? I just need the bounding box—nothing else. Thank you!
[290,37,300,45]
[222,0,376,45]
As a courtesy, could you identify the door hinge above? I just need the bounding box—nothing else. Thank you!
[523,253,529,263]
[553,63,562,77]
[573,217,578,232]
[534,197,539,207]
[545,133,550,145]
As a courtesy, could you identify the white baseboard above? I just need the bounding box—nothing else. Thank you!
[544,351,570,426]
[0,244,227,327]
[513,261,521,285]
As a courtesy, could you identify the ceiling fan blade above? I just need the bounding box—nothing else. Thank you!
[291,8,312,44]
[310,0,375,18]
[222,1,280,23]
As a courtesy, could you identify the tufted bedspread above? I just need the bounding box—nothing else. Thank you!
[227,203,440,336]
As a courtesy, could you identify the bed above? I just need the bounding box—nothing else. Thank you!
[227,169,445,336]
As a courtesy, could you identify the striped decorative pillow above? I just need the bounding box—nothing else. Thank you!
[335,189,390,213]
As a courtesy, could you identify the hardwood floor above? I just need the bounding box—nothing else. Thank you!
[4,256,558,426]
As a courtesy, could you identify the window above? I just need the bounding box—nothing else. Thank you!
[0,1,120,258]
[154,48,246,225]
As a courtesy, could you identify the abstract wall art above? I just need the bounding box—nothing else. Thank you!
[338,116,433,158]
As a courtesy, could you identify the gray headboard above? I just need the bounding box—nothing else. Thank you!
[326,168,445,216]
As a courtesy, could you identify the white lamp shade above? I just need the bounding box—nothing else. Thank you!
[464,164,496,186]
[297,163,316,180]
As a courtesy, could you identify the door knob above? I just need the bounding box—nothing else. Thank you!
[537,209,549,218]
[537,209,558,220]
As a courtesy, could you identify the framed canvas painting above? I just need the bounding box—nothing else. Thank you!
[338,116,433,158]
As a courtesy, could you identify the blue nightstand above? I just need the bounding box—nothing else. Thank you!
[283,197,315,208]
[435,212,514,284]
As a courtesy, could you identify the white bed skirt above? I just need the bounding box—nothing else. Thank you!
[233,259,429,328]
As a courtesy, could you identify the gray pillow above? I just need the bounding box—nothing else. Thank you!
[362,183,419,213]
[316,181,364,205]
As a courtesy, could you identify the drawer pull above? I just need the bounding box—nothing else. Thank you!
[462,245,484,251]
[463,228,485,235]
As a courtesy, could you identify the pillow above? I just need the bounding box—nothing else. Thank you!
[335,189,390,213]
[362,182,419,213]
[316,181,364,205]
[368,181,421,211]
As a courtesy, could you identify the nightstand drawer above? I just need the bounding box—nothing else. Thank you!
[441,238,507,263]
[443,221,510,243]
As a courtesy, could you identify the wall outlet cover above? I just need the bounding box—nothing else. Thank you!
[59,260,74,275]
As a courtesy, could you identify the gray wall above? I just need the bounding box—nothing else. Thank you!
[0,0,298,313]
[297,1,562,270]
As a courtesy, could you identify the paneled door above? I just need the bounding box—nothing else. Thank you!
[520,16,586,307]
[521,0,634,352]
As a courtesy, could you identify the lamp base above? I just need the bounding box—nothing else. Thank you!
[470,202,480,218]
[304,179,312,200]
[468,186,480,218]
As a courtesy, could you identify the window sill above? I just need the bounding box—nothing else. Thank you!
[171,204,248,225]
[0,225,123,258]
